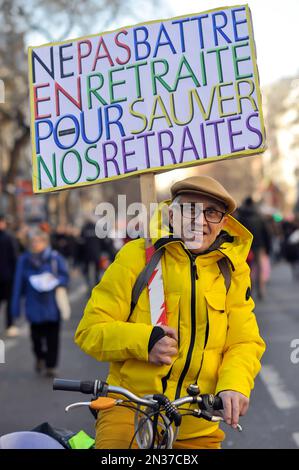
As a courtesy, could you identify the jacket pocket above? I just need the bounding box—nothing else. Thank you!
[204,290,227,350]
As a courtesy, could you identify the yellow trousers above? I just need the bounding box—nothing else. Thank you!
[95,405,225,449]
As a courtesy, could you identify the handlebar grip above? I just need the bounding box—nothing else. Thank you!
[53,379,95,394]
[212,396,223,410]
[53,379,81,391]
[200,394,223,411]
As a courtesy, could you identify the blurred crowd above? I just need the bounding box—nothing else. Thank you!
[0,215,126,377]
[235,197,299,298]
[12,219,119,283]
[0,200,299,376]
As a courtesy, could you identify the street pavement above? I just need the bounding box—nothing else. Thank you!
[223,260,299,449]
[0,269,108,440]
[0,262,298,448]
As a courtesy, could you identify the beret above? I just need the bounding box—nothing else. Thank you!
[171,175,237,214]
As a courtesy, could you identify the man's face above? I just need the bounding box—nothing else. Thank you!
[170,193,228,253]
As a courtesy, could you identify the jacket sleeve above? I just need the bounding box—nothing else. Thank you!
[8,234,18,272]
[215,262,266,398]
[55,254,69,287]
[11,255,25,319]
[74,242,153,363]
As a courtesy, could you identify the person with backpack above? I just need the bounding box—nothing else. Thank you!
[75,176,265,449]
[11,227,69,377]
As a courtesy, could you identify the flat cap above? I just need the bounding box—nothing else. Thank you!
[171,175,237,214]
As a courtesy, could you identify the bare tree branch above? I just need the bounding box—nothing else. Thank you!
[0,0,164,223]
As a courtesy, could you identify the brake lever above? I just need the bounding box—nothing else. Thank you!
[192,409,243,432]
[65,401,92,412]
[65,397,122,413]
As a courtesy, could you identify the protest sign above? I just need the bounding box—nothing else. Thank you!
[29,4,265,193]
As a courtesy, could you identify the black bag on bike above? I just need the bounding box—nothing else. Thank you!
[32,422,76,449]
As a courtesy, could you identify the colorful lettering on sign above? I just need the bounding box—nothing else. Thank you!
[29,5,265,192]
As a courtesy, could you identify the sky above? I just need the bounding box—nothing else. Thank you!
[165,0,299,86]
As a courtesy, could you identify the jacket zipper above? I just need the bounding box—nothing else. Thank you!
[193,305,209,385]
[156,241,233,396]
[175,252,197,399]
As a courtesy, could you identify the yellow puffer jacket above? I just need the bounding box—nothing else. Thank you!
[75,201,266,439]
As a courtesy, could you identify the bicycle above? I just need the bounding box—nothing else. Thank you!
[53,378,242,449]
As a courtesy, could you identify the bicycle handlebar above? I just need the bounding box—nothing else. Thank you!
[53,378,223,411]
[53,379,95,394]
[53,378,157,407]
[52,378,245,448]
[52,378,237,448]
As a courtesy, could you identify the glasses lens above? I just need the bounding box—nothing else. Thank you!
[204,209,223,223]
[178,204,224,223]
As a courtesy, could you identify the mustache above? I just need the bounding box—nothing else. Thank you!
[184,223,210,235]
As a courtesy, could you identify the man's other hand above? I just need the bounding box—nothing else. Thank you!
[148,326,178,366]
[218,390,249,429]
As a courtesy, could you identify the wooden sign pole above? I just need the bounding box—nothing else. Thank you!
[139,173,167,325]
[140,173,157,249]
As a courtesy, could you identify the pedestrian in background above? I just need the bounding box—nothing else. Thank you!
[282,218,299,280]
[81,217,115,289]
[237,197,272,300]
[0,214,19,337]
[11,228,69,377]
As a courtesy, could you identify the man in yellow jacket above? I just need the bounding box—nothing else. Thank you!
[75,175,266,449]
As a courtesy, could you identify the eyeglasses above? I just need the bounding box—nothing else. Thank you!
[175,203,226,224]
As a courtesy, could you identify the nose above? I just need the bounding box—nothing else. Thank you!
[202,217,208,228]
